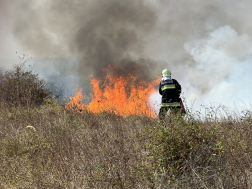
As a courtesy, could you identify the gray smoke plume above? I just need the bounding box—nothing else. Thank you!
[2,0,166,85]
[2,0,252,110]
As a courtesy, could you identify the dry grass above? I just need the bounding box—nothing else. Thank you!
[0,104,152,188]
[0,64,252,188]
[0,103,251,188]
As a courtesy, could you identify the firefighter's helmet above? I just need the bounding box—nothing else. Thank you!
[162,69,171,77]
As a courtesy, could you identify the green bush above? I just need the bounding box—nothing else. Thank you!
[140,114,226,184]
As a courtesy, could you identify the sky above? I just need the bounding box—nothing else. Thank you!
[1,0,252,116]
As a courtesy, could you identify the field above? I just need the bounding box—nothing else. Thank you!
[0,65,252,188]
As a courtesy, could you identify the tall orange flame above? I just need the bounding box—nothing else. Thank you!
[66,68,160,118]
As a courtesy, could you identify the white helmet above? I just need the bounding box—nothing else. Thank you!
[162,69,171,77]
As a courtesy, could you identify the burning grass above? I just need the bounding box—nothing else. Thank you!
[0,102,252,188]
[65,66,160,118]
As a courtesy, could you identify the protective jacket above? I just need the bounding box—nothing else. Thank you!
[159,77,181,107]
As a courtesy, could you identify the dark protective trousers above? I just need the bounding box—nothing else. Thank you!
[158,106,181,120]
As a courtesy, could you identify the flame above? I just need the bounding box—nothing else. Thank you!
[66,67,160,118]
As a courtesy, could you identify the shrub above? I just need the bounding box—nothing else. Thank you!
[139,114,227,186]
[0,64,49,106]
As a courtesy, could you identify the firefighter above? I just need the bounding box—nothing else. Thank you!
[159,69,182,120]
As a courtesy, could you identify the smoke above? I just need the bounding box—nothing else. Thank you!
[3,0,165,83]
[181,25,252,113]
[184,25,251,93]
[2,0,252,112]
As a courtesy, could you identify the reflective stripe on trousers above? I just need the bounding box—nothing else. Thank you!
[161,102,180,107]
